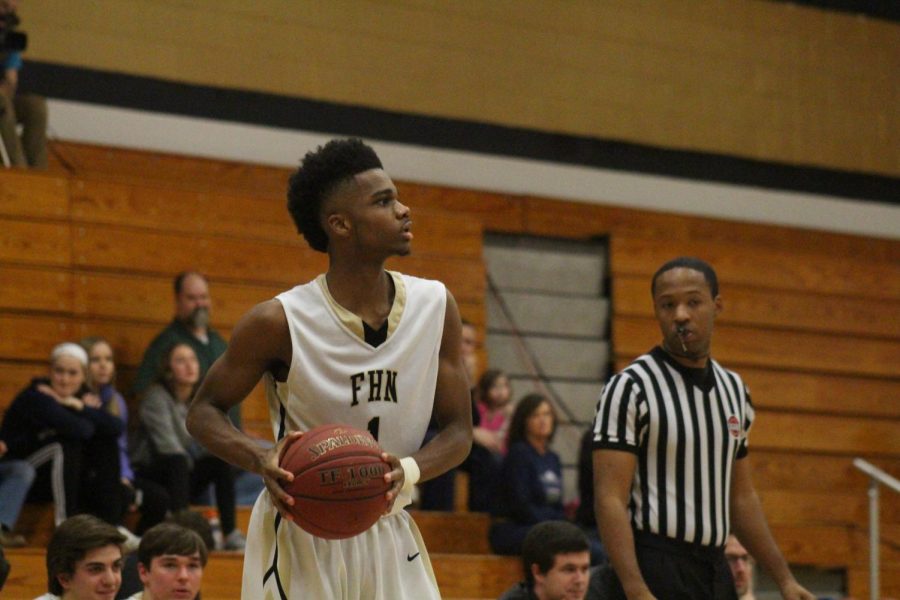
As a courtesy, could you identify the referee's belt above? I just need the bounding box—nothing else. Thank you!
[633,530,724,563]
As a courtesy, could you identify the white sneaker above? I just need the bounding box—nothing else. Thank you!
[117,525,141,554]
[224,529,246,552]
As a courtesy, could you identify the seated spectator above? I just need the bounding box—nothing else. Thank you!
[0,438,34,547]
[0,0,48,169]
[118,510,213,599]
[474,369,513,451]
[131,272,233,426]
[726,534,756,600]
[130,343,244,550]
[122,522,207,600]
[499,520,598,600]
[131,271,263,507]
[0,343,123,526]
[81,337,169,535]
[467,369,512,512]
[34,513,125,600]
[489,394,565,556]
[418,319,479,511]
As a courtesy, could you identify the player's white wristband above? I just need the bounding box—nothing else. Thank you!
[399,456,420,495]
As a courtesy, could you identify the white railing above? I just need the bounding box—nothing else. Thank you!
[853,458,900,600]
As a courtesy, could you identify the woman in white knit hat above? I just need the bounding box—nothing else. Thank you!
[0,342,125,530]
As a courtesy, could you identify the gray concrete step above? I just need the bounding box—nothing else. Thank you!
[488,334,609,381]
[487,292,609,338]
[484,243,606,296]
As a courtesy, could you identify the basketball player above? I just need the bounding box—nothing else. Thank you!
[186,138,472,599]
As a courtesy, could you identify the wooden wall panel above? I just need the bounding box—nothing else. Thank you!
[848,565,900,599]
[2,549,45,599]
[611,236,900,300]
[0,315,74,362]
[770,524,855,567]
[0,362,44,412]
[759,489,900,526]
[0,219,71,266]
[750,411,900,457]
[50,142,288,199]
[399,181,526,234]
[0,266,72,313]
[456,299,486,328]
[71,178,485,261]
[72,225,322,285]
[523,197,900,263]
[738,368,899,418]
[71,272,280,327]
[0,316,207,375]
[430,553,523,599]
[70,179,294,242]
[70,271,181,325]
[613,274,900,339]
[404,209,484,261]
[0,171,69,219]
[409,510,492,554]
[748,451,900,493]
[72,225,483,290]
[614,316,900,378]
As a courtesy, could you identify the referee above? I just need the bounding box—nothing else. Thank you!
[592,257,813,600]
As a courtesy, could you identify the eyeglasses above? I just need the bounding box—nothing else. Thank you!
[726,553,752,565]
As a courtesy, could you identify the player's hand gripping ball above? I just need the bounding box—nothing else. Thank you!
[280,423,391,539]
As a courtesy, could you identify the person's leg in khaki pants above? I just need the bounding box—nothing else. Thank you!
[14,93,47,168]
[0,91,26,166]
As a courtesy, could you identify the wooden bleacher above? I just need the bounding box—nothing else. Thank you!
[0,140,897,597]
[3,510,517,600]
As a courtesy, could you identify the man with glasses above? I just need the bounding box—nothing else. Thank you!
[725,534,756,600]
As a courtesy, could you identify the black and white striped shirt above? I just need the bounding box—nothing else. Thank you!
[593,347,754,547]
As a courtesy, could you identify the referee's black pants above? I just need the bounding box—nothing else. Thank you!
[602,530,738,600]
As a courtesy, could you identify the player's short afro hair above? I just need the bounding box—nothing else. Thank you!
[287,138,383,253]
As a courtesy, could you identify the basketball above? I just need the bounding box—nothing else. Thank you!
[280,423,391,539]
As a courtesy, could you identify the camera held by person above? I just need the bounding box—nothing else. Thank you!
[0,6,27,53]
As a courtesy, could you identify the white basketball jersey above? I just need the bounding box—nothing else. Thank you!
[266,271,446,458]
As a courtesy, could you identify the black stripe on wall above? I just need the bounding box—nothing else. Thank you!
[22,60,899,206]
[770,0,900,22]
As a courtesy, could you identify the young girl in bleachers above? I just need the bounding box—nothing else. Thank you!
[466,369,513,512]
[130,342,244,550]
[81,337,169,536]
[473,369,513,454]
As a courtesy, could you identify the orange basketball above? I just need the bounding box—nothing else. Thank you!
[280,423,391,539]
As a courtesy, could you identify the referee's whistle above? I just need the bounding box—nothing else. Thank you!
[676,326,688,352]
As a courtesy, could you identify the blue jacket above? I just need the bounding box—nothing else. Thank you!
[495,440,565,524]
[0,378,124,459]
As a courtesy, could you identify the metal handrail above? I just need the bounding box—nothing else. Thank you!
[854,458,900,493]
[853,458,900,600]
